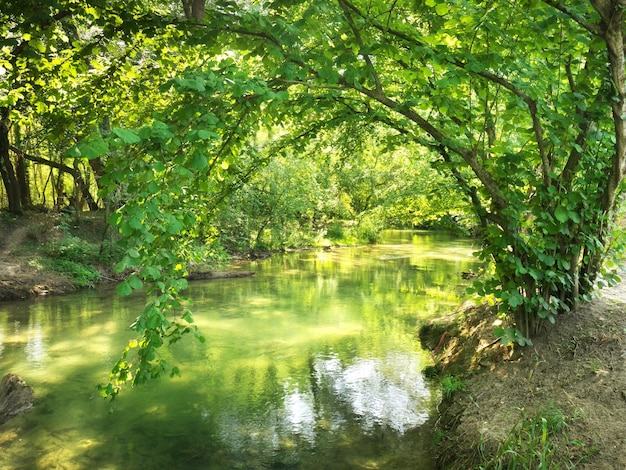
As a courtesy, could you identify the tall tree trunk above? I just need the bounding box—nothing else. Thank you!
[0,108,22,214]
[14,124,31,209]
[181,0,205,21]
[16,155,30,209]
[594,1,626,213]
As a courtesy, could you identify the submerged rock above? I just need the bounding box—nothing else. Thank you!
[0,373,34,426]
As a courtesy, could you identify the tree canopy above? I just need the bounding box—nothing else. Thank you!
[2,0,626,394]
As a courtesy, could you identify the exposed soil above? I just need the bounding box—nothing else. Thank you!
[0,213,86,300]
[421,284,626,469]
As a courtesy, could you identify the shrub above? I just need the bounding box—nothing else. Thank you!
[43,259,101,287]
[441,375,466,399]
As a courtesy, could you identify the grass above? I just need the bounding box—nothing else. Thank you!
[478,405,598,469]
[40,218,106,287]
[42,258,101,287]
[43,234,103,287]
[441,375,466,399]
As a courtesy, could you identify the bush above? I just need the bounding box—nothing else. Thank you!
[354,213,384,244]
[45,236,98,262]
[478,405,595,469]
[43,259,101,287]
[325,221,345,241]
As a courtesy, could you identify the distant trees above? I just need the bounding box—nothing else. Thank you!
[0,0,190,213]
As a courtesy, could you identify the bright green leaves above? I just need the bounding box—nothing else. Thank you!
[76,0,625,391]
[111,128,141,145]
[554,206,570,224]
[197,129,219,140]
[189,153,208,170]
[66,135,108,160]
[554,204,581,224]
[494,326,532,347]
[98,58,287,397]
[424,0,449,16]
[115,275,144,297]
[66,127,141,159]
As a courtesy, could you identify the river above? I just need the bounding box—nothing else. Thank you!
[0,230,480,469]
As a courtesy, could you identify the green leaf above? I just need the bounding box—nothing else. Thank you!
[78,136,109,159]
[117,281,132,297]
[166,218,184,234]
[198,129,219,140]
[147,313,162,329]
[142,266,161,280]
[64,146,82,158]
[508,291,524,308]
[112,128,141,144]
[435,3,449,15]
[128,216,143,230]
[190,153,208,170]
[128,274,143,290]
[554,205,569,223]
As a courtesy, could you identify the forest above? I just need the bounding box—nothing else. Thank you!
[2,0,626,396]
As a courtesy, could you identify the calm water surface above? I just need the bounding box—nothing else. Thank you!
[0,231,479,469]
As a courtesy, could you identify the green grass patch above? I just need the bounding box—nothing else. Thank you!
[478,405,598,469]
[441,375,466,399]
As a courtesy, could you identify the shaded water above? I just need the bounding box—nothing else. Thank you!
[0,231,479,469]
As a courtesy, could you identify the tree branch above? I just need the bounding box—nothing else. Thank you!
[337,0,383,93]
[339,0,552,186]
[541,1,600,35]
[9,145,99,210]
[10,145,78,177]
[357,86,509,214]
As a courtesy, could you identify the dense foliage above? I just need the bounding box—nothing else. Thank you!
[3,0,626,393]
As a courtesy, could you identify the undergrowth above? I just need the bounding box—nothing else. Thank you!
[478,405,598,469]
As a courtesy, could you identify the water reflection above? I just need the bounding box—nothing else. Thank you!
[313,352,430,434]
[24,321,46,367]
[193,348,434,467]
[0,230,480,469]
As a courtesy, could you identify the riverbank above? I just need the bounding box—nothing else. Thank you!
[0,212,256,301]
[421,286,626,468]
[0,212,112,300]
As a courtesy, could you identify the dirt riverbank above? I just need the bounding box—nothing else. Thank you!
[422,283,626,469]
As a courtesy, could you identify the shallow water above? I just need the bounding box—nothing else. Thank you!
[0,230,479,469]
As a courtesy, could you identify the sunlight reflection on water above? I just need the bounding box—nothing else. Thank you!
[313,351,431,434]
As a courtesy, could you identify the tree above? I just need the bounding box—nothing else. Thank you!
[201,0,626,341]
[27,0,622,393]
[0,0,182,213]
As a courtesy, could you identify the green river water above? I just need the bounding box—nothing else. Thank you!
[0,230,479,469]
